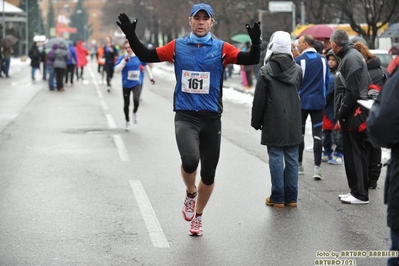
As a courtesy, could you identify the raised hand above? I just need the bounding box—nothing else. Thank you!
[245,22,261,45]
[116,13,138,36]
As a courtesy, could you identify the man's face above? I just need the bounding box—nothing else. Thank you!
[297,37,307,53]
[189,10,214,37]
[330,39,338,54]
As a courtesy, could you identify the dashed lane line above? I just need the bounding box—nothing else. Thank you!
[129,180,170,248]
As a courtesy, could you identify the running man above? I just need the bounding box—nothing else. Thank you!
[117,3,261,236]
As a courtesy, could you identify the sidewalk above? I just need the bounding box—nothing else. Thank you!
[1,57,31,78]
[223,71,255,95]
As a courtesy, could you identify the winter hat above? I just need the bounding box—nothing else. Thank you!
[264,31,293,63]
[350,36,367,47]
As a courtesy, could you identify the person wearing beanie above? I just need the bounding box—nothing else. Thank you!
[252,31,302,208]
[117,3,261,236]
[295,34,330,180]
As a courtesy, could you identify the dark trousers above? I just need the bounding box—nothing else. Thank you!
[76,66,84,79]
[65,65,75,84]
[42,63,46,79]
[365,141,382,183]
[245,70,253,86]
[54,68,65,90]
[123,85,142,122]
[299,109,324,166]
[340,118,369,201]
[104,63,114,86]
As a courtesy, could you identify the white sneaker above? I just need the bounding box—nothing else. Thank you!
[340,195,369,204]
[338,192,351,199]
[125,121,131,131]
[133,113,138,124]
[313,165,323,180]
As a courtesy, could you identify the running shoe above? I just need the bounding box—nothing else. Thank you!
[133,113,138,124]
[313,165,323,180]
[125,121,131,131]
[189,216,203,236]
[182,193,197,221]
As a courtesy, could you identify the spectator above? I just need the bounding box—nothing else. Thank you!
[322,50,344,165]
[243,42,255,88]
[65,42,78,86]
[2,45,13,78]
[295,34,330,180]
[0,48,3,77]
[353,41,389,189]
[251,31,302,208]
[387,55,399,76]
[330,29,371,205]
[39,45,47,80]
[367,68,399,266]
[53,42,69,91]
[46,44,58,90]
[75,41,88,80]
[314,40,324,54]
[28,42,41,80]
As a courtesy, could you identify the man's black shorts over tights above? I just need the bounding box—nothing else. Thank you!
[175,111,222,186]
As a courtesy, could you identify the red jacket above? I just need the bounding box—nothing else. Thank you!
[75,41,88,67]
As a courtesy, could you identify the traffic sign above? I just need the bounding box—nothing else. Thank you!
[269,1,294,12]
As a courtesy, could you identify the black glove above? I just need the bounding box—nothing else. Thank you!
[246,22,261,46]
[116,13,138,37]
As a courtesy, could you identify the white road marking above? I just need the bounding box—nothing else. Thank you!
[129,180,170,248]
[113,134,130,162]
[89,67,103,98]
[105,114,116,128]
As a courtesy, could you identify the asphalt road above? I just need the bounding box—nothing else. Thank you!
[0,59,393,266]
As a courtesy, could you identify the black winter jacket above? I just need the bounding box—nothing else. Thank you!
[251,54,302,147]
[367,69,399,230]
[334,44,371,120]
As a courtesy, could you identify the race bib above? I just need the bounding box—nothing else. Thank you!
[181,70,210,94]
[127,70,140,81]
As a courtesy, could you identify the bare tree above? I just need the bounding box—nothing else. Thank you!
[101,0,397,49]
[329,0,397,48]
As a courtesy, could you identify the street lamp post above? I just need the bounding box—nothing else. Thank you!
[25,0,28,55]
[257,9,269,41]
[2,0,5,38]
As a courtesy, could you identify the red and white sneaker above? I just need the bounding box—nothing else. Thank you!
[189,216,203,236]
[182,194,197,221]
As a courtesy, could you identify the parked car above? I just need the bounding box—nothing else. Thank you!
[369,49,393,68]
